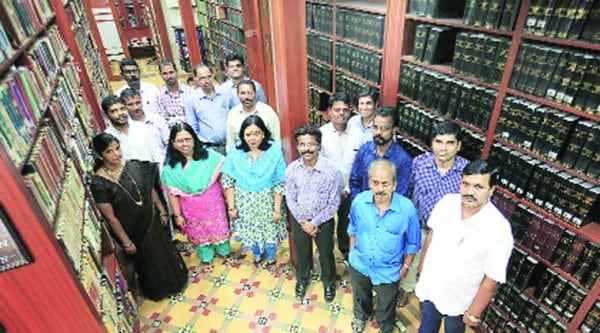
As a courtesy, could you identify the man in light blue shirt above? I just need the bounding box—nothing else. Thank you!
[348,159,421,333]
[219,53,267,107]
[185,64,233,154]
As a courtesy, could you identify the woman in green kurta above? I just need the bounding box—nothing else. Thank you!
[221,115,287,268]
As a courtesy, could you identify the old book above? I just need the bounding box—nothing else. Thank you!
[573,55,599,112]
[422,26,457,64]
[567,0,595,39]
[543,275,568,308]
[413,24,430,61]
[580,0,600,42]
[463,0,478,25]
[534,47,563,97]
[499,0,522,30]
[560,234,588,273]
[538,219,564,261]
[574,124,600,174]
[550,229,576,266]
[561,120,594,168]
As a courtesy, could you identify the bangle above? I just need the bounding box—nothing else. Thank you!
[160,212,168,217]
[123,242,133,248]
[464,310,480,323]
[403,263,411,269]
[174,215,183,219]
[228,208,235,211]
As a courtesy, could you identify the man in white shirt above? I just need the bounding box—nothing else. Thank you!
[226,79,280,150]
[114,58,161,116]
[102,95,162,165]
[416,159,513,333]
[121,88,169,162]
[319,92,363,260]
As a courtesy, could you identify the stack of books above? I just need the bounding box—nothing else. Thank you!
[524,0,598,41]
[453,32,511,84]
[336,8,385,49]
[306,32,333,64]
[335,42,382,84]
[463,0,522,30]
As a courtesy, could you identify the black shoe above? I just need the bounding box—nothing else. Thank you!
[324,285,336,302]
[295,283,307,300]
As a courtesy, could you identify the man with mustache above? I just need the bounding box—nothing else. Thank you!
[319,92,363,262]
[285,125,342,303]
[397,121,469,308]
[348,159,421,333]
[226,79,280,150]
[416,159,513,333]
[349,106,412,201]
[102,95,162,164]
[185,64,234,155]
[156,59,194,127]
[115,58,161,116]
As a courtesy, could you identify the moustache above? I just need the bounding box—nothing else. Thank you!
[375,191,386,196]
[301,150,315,155]
[462,195,475,200]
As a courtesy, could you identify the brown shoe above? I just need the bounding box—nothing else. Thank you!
[396,289,412,308]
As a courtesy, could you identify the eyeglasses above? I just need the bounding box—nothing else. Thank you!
[297,143,319,149]
[372,125,393,132]
[174,137,193,144]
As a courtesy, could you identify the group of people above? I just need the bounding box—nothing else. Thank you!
[89,55,514,333]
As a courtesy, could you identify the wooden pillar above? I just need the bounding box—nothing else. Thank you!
[379,0,406,106]
[178,0,202,66]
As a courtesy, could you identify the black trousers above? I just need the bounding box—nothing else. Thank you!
[349,265,399,333]
[337,192,351,255]
[292,217,336,288]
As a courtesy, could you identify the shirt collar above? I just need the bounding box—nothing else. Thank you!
[363,192,402,213]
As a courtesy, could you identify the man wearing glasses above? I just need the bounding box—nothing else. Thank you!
[285,125,342,303]
[349,106,412,201]
[185,64,234,155]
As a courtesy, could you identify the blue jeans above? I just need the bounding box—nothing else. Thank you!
[419,301,465,333]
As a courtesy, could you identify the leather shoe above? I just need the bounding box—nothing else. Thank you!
[324,285,336,302]
[295,283,307,300]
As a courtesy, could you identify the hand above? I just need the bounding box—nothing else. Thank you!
[174,215,186,227]
[123,242,137,255]
[400,265,409,279]
[300,221,318,237]
[160,214,169,226]
[273,211,283,222]
[463,311,481,328]
[228,208,238,219]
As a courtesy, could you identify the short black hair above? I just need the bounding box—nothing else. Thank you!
[238,79,256,93]
[293,124,322,144]
[158,59,177,71]
[328,92,350,108]
[374,106,399,128]
[462,159,500,187]
[236,115,273,152]
[120,88,140,101]
[431,121,462,142]
[357,86,379,105]
[101,95,124,114]
[119,58,138,72]
[225,53,245,66]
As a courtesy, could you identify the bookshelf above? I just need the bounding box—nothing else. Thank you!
[383,0,600,331]
[0,0,137,331]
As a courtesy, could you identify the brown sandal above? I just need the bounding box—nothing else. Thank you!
[396,290,412,308]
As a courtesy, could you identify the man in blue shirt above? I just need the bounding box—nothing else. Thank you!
[219,53,267,107]
[348,159,421,333]
[349,107,412,201]
[185,64,233,155]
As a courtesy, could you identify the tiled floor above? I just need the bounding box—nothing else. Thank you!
[138,237,423,333]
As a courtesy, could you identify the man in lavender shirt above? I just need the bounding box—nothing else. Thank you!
[397,121,469,308]
[286,124,343,303]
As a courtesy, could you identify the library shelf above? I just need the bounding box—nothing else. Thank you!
[396,129,431,152]
[496,187,600,245]
[335,36,384,54]
[401,55,500,90]
[335,0,386,14]
[213,30,246,48]
[486,302,527,333]
[493,137,600,187]
[522,33,600,52]
[506,88,600,123]
[215,3,242,13]
[219,18,243,30]
[308,81,333,96]
[0,16,56,74]
[306,27,334,39]
[335,67,380,88]
[521,288,569,326]
[404,15,514,38]
[307,55,333,68]
[397,93,487,137]
[513,242,589,293]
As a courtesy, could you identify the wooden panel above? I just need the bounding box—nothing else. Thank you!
[178,0,202,65]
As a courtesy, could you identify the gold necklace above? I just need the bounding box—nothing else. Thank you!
[104,164,143,207]
[103,163,124,182]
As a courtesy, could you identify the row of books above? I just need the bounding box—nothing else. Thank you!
[396,136,428,159]
[0,22,16,63]
[399,63,496,131]
[0,0,53,44]
[225,8,243,29]
[413,24,456,65]
[480,305,523,333]
[463,0,521,31]
[509,42,599,115]
[307,59,332,92]
[306,3,334,35]
[335,72,368,106]
[216,0,242,10]
[524,0,598,41]
[496,97,599,179]
[409,0,467,19]
[396,101,485,162]
[335,8,385,49]
[308,85,329,112]
[535,268,587,321]
[216,20,245,45]
[492,283,569,332]
[453,31,511,84]
[101,258,138,333]
[307,32,332,64]
[335,42,382,84]
[581,301,600,333]
[489,143,600,228]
